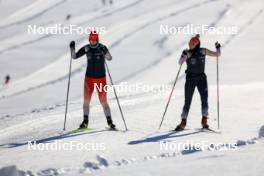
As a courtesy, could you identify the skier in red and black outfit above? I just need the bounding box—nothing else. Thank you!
[175,35,221,131]
[69,31,116,129]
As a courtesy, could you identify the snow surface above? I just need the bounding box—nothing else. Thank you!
[0,0,264,175]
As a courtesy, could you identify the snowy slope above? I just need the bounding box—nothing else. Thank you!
[0,0,264,175]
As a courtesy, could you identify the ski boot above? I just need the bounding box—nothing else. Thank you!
[106,116,116,130]
[79,115,89,129]
[175,119,186,131]
[201,116,209,129]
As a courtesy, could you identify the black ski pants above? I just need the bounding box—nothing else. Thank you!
[181,73,209,119]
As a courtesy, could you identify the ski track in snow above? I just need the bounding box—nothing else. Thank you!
[1,4,262,124]
[2,0,262,108]
[0,0,262,145]
[0,81,263,147]
[0,0,68,29]
[223,9,263,46]
[0,0,264,175]
[0,0,145,55]
[0,35,52,55]
[4,133,262,176]
[0,0,225,101]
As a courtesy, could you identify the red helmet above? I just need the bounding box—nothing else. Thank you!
[89,31,99,41]
[189,34,200,47]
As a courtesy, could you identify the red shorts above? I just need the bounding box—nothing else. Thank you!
[84,76,108,103]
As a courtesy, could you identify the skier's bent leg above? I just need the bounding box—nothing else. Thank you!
[100,99,115,129]
[98,89,111,117]
[80,77,94,128]
[96,77,115,128]
[99,90,113,123]
[83,99,91,118]
[197,74,209,128]
[181,75,196,119]
[176,76,196,131]
[96,77,111,116]
[83,77,94,118]
[197,74,209,117]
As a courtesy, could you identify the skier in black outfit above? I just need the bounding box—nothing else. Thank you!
[4,75,10,85]
[175,35,221,131]
[69,31,116,129]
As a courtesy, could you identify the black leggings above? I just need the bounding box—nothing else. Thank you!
[181,73,208,119]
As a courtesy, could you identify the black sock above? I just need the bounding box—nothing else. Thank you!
[84,115,89,122]
[106,116,113,124]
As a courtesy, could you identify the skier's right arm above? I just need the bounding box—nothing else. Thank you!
[69,41,86,59]
[178,49,188,65]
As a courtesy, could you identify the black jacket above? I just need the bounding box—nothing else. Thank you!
[74,43,112,78]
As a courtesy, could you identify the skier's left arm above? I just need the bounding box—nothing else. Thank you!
[102,45,112,61]
[205,42,221,57]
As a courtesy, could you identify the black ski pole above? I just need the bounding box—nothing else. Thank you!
[105,62,128,131]
[216,55,220,129]
[159,64,182,129]
[63,54,73,131]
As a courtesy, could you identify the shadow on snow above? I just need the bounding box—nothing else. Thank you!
[128,130,202,145]
[0,129,109,148]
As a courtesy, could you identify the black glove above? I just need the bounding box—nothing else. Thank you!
[215,42,221,49]
[182,49,188,55]
[69,41,75,49]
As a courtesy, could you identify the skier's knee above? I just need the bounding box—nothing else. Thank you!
[84,100,90,106]
[99,95,108,107]
[101,102,109,108]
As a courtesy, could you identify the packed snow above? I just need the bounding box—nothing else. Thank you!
[0,0,264,175]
